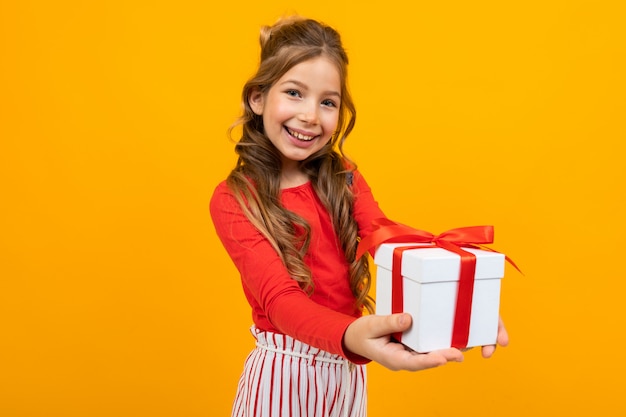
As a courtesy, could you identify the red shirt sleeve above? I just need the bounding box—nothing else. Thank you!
[210,181,363,361]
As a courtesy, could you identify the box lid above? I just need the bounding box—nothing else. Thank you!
[374,242,505,283]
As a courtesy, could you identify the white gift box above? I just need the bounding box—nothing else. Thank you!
[374,243,505,353]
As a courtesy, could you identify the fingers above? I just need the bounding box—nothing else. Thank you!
[496,317,509,347]
[378,346,464,371]
[481,344,496,358]
[481,317,509,358]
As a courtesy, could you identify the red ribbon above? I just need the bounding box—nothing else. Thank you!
[358,218,519,349]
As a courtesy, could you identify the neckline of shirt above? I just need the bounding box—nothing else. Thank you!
[280,181,312,192]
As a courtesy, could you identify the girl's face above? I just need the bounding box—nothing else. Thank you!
[249,56,341,174]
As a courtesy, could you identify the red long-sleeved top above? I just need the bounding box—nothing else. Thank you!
[210,170,385,362]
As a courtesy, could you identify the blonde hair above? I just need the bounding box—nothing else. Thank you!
[226,16,373,313]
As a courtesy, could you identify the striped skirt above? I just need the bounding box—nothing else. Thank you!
[231,326,367,417]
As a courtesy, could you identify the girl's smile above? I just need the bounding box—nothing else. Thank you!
[285,126,317,142]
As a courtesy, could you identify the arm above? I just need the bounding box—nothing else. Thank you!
[210,182,363,360]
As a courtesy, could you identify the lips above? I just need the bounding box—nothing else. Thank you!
[285,126,317,142]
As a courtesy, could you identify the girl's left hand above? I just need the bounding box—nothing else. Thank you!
[480,316,509,358]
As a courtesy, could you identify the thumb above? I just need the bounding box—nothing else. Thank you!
[381,313,412,335]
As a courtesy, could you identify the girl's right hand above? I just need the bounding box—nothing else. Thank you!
[343,313,464,371]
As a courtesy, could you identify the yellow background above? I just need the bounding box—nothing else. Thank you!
[1,0,625,416]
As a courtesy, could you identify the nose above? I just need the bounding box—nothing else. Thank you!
[298,101,319,125]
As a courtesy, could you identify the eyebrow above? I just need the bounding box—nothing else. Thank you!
[280,79,341,98]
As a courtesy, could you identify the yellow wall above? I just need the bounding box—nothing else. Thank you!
[1,1,624,416]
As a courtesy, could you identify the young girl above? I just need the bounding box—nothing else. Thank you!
[210,16,508,417]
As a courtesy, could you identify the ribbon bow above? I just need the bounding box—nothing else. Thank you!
[356,218,495,259]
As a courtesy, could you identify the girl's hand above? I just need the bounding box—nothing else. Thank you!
[480,316,509,358]
[343,313,464,371]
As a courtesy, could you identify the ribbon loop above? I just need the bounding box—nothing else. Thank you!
[434,225,494,246]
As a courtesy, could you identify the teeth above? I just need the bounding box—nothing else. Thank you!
[287,128,315,141]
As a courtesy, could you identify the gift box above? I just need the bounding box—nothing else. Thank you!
[374,242,505,353]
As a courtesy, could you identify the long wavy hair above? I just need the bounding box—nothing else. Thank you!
[226,16,374,314]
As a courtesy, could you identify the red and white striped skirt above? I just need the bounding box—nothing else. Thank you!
[231,326,367,417]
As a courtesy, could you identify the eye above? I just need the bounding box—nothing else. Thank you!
[321,99,338,108]
[285,89,301,98]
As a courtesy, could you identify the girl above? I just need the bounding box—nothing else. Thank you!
[210,16,508,417]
